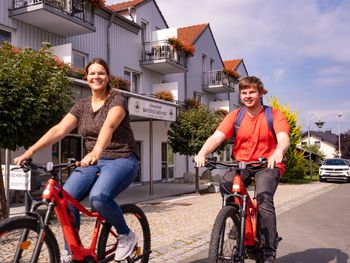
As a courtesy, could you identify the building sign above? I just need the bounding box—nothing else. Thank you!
[1,165,31,191]
[128,97,176,121]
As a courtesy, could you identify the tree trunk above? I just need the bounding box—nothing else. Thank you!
[0,153,9,219]
[195,166,200,194]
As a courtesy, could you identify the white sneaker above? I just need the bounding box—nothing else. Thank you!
[114,230,138,261]
[60,250,72,263]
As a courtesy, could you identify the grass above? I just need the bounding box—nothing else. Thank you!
[280,175,320,184]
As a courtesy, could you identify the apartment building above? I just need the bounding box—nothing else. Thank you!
[1,0,243,186]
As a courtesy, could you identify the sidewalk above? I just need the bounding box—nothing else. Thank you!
[9,182,210,216]
[8,181,339,262]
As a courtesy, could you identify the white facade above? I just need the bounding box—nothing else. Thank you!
[299,135,337,159]
[1,0,241,185]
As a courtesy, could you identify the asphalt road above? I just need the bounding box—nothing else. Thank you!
[181,183,350,263]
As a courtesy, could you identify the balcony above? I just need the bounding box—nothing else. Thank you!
[202,70,238,93]
[141,40,188,75]
[10,0,95,37]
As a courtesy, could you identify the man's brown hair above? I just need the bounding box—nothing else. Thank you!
[239,76,268,94]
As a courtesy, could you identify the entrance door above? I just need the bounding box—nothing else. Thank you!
[161,142,174,181]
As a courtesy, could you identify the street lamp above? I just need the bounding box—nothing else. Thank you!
[338,113,343,158]
[307,113,325,180]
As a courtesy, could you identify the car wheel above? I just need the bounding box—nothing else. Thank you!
[319,176,325,182]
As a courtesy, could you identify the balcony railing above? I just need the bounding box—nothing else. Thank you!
[203,70,238,93]
[141,40,188,74]
[11,0,95,36]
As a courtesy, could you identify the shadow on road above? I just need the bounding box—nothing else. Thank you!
[278,248,349,263]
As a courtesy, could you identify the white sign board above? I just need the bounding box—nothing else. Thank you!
[1,165,31,191]
[128,97,176,121]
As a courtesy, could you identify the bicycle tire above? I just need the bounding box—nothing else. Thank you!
[208,206,242,263]
[97,204,151,263]
[0,215,60,263]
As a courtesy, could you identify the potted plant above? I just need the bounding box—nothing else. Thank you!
[109,75,130,91]
[223,68,240,80]
[167,37,195,57]
[155,90,174,102]
[89,0,105,9]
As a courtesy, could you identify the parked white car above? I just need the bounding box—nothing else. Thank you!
[319,158,350,183]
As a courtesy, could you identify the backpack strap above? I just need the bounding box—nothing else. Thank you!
[263,105,277,142]
[233,105,277,142]
[234,106,246,136]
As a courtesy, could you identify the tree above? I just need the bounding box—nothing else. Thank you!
[0,42,73,219]
[168,103,226,192]
[340,130,350,159]
[268,97,305,181]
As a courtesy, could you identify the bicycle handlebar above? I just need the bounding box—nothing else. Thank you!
[12,158,78,174]
[205,157,268,170]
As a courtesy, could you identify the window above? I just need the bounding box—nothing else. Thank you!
[161,143,174,181]
[124,70,140,93]
[210,58,215,71]
[52,134,83,183]
[202,54,207,72]
[194,91,202,103]
[72,50,88,68]
[141,21,148,43]
[0,29,11,44]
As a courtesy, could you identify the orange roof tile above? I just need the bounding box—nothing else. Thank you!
[108,0,145,11]
[224,59,242,70]
[177,24,208,45]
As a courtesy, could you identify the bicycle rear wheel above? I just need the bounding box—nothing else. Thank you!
[0,215,60,263]
[97,204,151,263]
[208,206,242,263]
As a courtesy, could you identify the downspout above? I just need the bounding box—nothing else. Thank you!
[107,11,117,66]
[184,71,189,172]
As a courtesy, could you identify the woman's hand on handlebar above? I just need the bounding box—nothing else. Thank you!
[14,150,34,166]
[80,152,99,167]
[194,154,206,168]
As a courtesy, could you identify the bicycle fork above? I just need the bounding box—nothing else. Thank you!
[14,202,55,263]
[236,195,248,261]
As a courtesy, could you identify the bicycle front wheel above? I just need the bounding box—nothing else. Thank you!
[208,206,242,263]
[0,215,60,263]
[97,204,151,263]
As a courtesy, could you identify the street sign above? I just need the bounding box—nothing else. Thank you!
[1,165,31,191]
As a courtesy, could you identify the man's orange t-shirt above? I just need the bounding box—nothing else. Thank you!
[216,107,290,175]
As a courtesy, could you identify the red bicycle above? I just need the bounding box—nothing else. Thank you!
[207,157,281,263]
[0,158,151,263]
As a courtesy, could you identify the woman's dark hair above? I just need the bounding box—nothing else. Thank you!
[85,58,112,93]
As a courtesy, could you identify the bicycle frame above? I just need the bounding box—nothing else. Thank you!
[29,177,116,262]
[224,172,258,259]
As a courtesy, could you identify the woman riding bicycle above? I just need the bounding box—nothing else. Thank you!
[14,58,138,262]
[194,76,290,263]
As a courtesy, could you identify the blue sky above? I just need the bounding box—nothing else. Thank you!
[107,0,350,134]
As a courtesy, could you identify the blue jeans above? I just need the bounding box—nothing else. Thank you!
[63,154,138,235]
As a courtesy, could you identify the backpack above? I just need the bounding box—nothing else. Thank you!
[233,105,277,142]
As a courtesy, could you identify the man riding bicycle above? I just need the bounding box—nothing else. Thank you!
[194,76,290,263]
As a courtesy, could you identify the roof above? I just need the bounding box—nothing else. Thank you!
[302,130,338,146]
[108,0,146,12]
[224,59,242,70]
[177,23,208,45]
[108,0,168,27]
